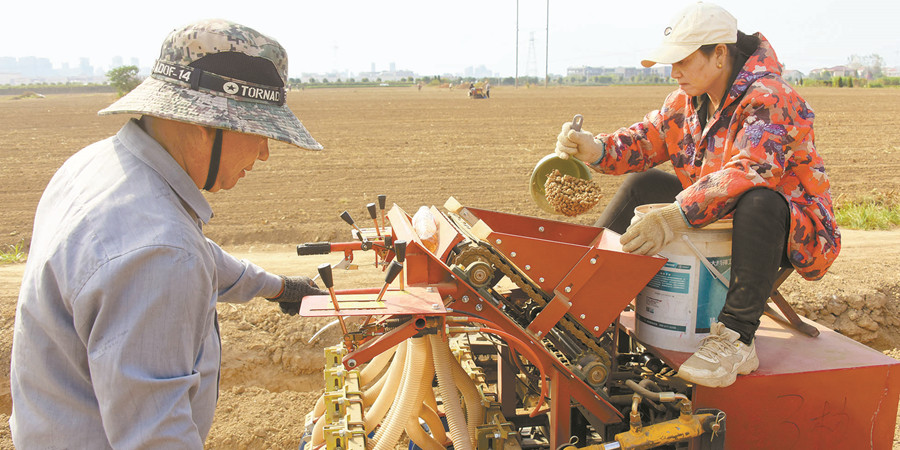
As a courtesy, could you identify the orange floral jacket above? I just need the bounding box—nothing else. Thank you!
[590,34,840,280]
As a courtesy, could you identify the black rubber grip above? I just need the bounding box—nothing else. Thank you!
[385,261,403,283]
[394,240,407,263]
[317,263,334,288]
[340,210,355,225]
[378,194,387,209]
[367,202,377,219]
[297,242,331,255]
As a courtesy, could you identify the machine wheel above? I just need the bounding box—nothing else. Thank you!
[466,261,495,288]
[451,245,504,289]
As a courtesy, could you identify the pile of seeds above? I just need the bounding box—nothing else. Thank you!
[544,169,602,217]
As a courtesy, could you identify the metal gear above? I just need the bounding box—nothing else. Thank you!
[446,213,613,370]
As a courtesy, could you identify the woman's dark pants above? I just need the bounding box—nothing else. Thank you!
[595,169,791,344]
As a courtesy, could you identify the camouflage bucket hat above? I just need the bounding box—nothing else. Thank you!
[99,19,322,150]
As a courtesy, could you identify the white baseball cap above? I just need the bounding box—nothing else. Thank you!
[641,1,737,68]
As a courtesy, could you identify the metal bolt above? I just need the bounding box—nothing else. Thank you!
[510,252,517,257]
[590,258,597,264]
[565,286,572,293]
[432,303,440,310]
[539,277,545,282]
[538,226,545,232]
[475,304,483,312]
[347,359,357,368]
[594,326,600,331]
[536,330,542,337]
[426,286,436,293]
[580,314,586,319]
[462,295,470,303]
[495,239,502,245]
[525,265,531,270]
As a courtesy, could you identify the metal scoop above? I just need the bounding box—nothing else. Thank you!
[529,114,592,214]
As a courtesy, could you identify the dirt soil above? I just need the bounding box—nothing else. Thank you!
[1,86,899,449]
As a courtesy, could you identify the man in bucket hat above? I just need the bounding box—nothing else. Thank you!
[11,19,324,447]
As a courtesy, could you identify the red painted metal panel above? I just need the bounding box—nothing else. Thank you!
[299,286,445,317]
[459,206,601,246]
[619,312,900,449]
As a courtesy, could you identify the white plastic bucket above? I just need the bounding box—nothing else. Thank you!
[633,204,732,352]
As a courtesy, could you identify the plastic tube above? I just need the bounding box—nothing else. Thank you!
[405,343,441,450]
[418,402,448,447]
[406,416,445,450]
[374,337,428,450]
[423,374,439,414]
[311,413,325,447]
[360,344,397,386]
[372,349,410,445]
[431,334,474,450]
[450,354,484,443]
[361,369,388,406]
[364,340,408,433]
[419,376,447,445]
[313,393,325,418]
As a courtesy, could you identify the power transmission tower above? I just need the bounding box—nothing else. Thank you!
[525,32,538,83]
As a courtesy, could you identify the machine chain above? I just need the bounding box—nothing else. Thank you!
[452,243,612,369]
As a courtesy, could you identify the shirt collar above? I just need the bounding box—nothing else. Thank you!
[116,119,213,224]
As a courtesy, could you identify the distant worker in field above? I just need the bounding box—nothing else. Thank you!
[10,19,327,447]
[485,81,491,98]
[555,1,840,388]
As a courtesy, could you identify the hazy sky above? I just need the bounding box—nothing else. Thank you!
[3,0,898,77]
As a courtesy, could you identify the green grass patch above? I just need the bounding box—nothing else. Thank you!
[0,240,26,264]
[834,191,900,230]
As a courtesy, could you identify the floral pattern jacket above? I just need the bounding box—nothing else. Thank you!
[591,34,840,280]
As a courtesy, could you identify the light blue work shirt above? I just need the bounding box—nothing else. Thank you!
[10,119,283,448]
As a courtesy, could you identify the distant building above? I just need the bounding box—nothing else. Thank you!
[566,65,670,80]
[810,65,857,79]
[464,65,493,79]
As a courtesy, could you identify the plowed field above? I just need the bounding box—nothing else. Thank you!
[1,86,899,449]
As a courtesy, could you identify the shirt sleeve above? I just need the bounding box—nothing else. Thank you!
[72,246,213,448]
[206,238,283,302]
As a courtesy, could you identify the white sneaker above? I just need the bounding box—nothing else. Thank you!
[677,322,759,388]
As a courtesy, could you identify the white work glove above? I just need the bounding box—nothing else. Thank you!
[620,202,692,255]
[554,121,606,163]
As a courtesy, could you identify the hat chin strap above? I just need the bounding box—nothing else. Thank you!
[203,129,223,191]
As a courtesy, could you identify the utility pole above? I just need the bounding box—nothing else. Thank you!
[545,0,549,88]
[515,0,519,89]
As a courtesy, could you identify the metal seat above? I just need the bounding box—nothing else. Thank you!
[763,267,820,337]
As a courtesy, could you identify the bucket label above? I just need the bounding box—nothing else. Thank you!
[695,255,731,333]
[637,314,687,332]
[646,262,691,294]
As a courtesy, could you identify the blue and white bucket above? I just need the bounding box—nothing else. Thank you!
[633,204,732,353]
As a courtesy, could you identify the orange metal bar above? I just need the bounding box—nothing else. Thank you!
[342,316,427,370]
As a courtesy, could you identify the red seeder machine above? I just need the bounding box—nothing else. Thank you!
[296,197,900,449]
